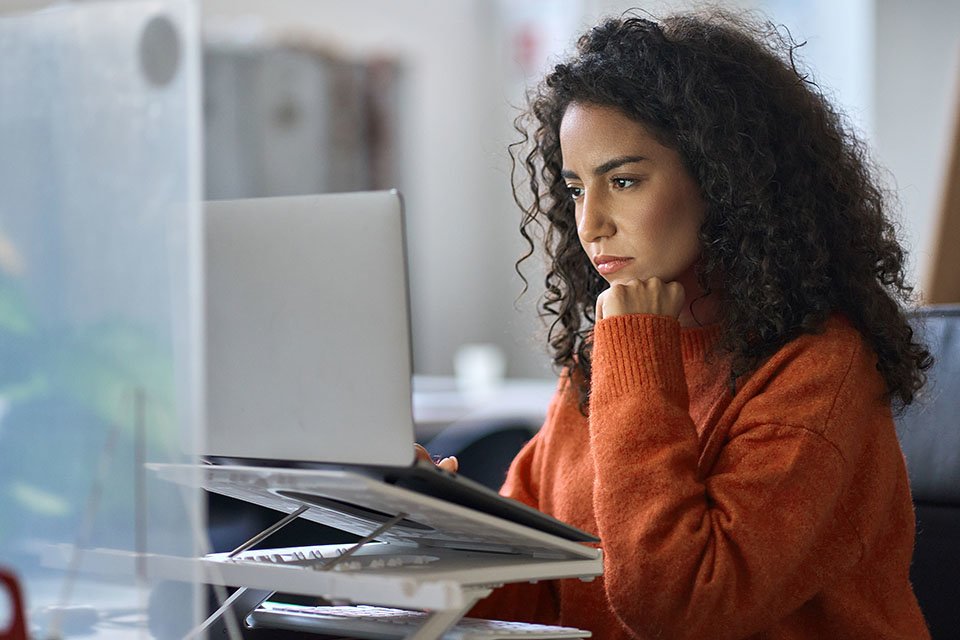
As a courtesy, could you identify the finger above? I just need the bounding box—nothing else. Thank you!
[438,456,458,472]
[414,443,432,462]
[667,281,686,311]
[596,289,609,321]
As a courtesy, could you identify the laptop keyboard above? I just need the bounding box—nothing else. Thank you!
[221,545,441,572]
[248,602,591,639]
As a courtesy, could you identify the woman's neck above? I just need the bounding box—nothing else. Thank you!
[676,262,720,328]
[679,294,719,328]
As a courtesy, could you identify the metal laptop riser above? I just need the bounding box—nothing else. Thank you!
[151,463,603,639]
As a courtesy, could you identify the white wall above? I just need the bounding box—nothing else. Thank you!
[874,0,960,296]
[202,0,537,376]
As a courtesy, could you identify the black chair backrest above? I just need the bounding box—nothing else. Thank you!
[896,305,960,639]
[426,418,538,491]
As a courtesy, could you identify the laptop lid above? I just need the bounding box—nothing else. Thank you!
[204,192,416,468]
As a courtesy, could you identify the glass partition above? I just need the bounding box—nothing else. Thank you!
[0,1,204,637]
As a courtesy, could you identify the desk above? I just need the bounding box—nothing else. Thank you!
[412,376,555,440]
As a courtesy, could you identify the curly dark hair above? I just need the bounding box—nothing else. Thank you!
[513,9,932,410]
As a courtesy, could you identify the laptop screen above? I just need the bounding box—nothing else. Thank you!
[203,192,417,467]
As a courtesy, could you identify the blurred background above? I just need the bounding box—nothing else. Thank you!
[200,0,960,382]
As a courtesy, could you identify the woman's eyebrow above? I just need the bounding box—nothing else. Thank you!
[593,155,649,175]
[561,155,649,180]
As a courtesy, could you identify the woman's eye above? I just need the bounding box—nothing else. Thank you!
[566,185,584,200]
[611,177,636,189]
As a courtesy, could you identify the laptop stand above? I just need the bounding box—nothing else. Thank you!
[184,508,490,639]
[164,463,604,639]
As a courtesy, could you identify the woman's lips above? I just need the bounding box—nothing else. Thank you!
[594,255,634,276]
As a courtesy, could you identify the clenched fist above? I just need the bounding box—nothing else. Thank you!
[595,277,685,321]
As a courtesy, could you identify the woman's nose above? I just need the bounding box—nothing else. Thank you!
[577,193,615,244]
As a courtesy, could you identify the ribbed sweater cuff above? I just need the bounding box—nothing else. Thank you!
[591,314,688,405]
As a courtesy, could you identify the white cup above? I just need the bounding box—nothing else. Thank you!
[454,343,507,399]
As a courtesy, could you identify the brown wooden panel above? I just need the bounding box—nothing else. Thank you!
[926,56,960,303]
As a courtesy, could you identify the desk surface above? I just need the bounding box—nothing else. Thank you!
[412,376,555,439]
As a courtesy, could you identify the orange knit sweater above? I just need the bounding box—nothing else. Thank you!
[469,314,929,639]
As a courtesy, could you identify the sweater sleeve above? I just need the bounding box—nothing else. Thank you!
[496,374,570,508]
[590,314,868,640]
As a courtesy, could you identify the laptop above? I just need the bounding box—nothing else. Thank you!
[202,192,599,549]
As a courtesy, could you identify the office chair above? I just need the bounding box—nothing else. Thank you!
[896,304,960,638]
[426,417,538,491]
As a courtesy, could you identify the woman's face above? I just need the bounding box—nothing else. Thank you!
[559,102,706,297]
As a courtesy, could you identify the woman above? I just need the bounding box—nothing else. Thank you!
[466,9,932,639]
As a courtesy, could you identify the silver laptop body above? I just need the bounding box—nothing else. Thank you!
[205,191,415,467]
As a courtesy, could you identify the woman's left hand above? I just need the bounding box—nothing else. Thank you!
[414,443,458,472]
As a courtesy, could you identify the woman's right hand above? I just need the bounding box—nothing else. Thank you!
[595,277,685,320]
[414,443,459,473]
